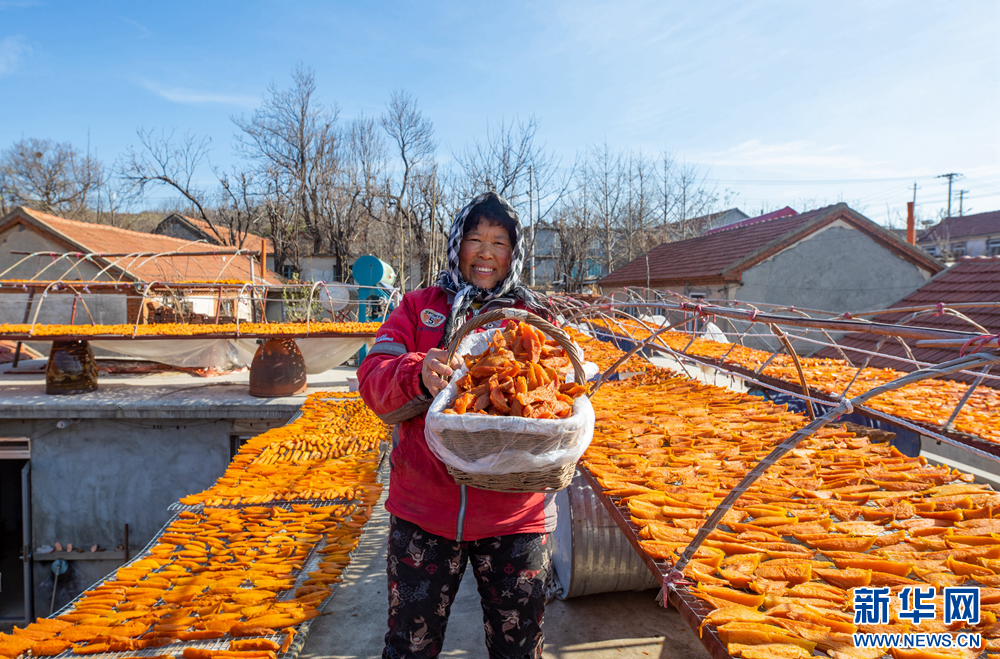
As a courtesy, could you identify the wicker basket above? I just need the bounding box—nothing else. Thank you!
[429,308,592,494]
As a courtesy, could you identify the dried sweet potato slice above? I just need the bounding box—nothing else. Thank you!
[489,377,511,413]
[695,584,766,608]
[813,567,871,589]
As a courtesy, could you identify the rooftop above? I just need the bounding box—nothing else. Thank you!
[918,210,1000,243]
[702,206,797,235]
[599,203,941,288]
[1,207,279,284]
[155,213,270,249]
[815,255,1000,376]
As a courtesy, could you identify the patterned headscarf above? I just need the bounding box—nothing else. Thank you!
[435,191,549,347]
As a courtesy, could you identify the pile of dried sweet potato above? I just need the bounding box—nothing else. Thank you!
[581,367,1000,659]
[0,393,386,659]
[445,321,588,419]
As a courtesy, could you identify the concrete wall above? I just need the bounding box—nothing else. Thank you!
[19,418,230,545]
[0,292,127,327]
[1,223,106,281]
[300,255,339,283]
[737,220,933,313]
[0,417,232,609]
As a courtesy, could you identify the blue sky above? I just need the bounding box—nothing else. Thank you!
[1,0,997,225]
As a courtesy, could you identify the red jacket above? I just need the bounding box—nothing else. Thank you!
[358,286,556,541]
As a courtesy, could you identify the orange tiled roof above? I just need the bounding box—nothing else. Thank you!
[8,207,278,284]
[178,215,269,248]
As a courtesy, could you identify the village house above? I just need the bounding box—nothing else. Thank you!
[598,203,944,351]
[1,207,277,328]
[917,209,1000,261]
[815,254,1000,379]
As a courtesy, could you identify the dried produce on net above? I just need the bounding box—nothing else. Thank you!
[581,367,1000,659]
[0,321,381,337]
[590,318,1000,445]
[0,393,385,659]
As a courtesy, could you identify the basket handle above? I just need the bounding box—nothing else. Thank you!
[445,308,588,394]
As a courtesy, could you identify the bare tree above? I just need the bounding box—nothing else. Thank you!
[553,191,598,293]
[454,116,546,201]
[91,159,143,229]
[621,150,656,262]
[124,128,263,250]
[380,89,436,290]
[316,115,389,281]
[261,165,301,276]
[0,137,103,218]
[583,141,626,275]
[234,65,340,257]
[452,116,573,288]
[657,156,727,242]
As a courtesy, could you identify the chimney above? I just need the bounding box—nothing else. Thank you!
[261,238,268,275]
[906,202,916,245]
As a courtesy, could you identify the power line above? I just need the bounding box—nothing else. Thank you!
[936,172,963,217]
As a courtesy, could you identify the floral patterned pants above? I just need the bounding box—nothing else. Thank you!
[382,515,551,659]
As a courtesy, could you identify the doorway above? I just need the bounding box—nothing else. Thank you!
[0,437,31,626]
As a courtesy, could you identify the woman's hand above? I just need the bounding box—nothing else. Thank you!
[422,348,462,397]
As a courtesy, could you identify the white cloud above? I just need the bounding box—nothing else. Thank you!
[0,35,30,77]
[120,17,151,39]
[696,139,878,173]
[139,79,258,107]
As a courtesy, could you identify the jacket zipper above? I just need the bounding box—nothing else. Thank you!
[456,484,468,542]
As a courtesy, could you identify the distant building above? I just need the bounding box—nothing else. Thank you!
[152,213,267,249]
[702,206,798,235]
[152,212,344,281]
[0,207,277,326]
[526,222,608,291]
[917,210,1000,261]
[687,207,750,233]
[599,203,943,351]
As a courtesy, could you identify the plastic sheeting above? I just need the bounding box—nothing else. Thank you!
[297,337,369,373]
[702,321,729,344]
[93,336,370,373]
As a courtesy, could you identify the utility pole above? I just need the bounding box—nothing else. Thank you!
[529,165,535,287]
[958,190,969,217]
[912,182,918,204]
[936,173,962,218]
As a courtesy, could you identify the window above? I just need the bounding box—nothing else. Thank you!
[988,238,1000,257]
[923,245,938,256]
[950,242,967,258]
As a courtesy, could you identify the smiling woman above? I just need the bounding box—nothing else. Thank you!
[357,191,560,658]
[457,207,514,290]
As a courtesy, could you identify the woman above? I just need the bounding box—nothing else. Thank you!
[358,191,555,659]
